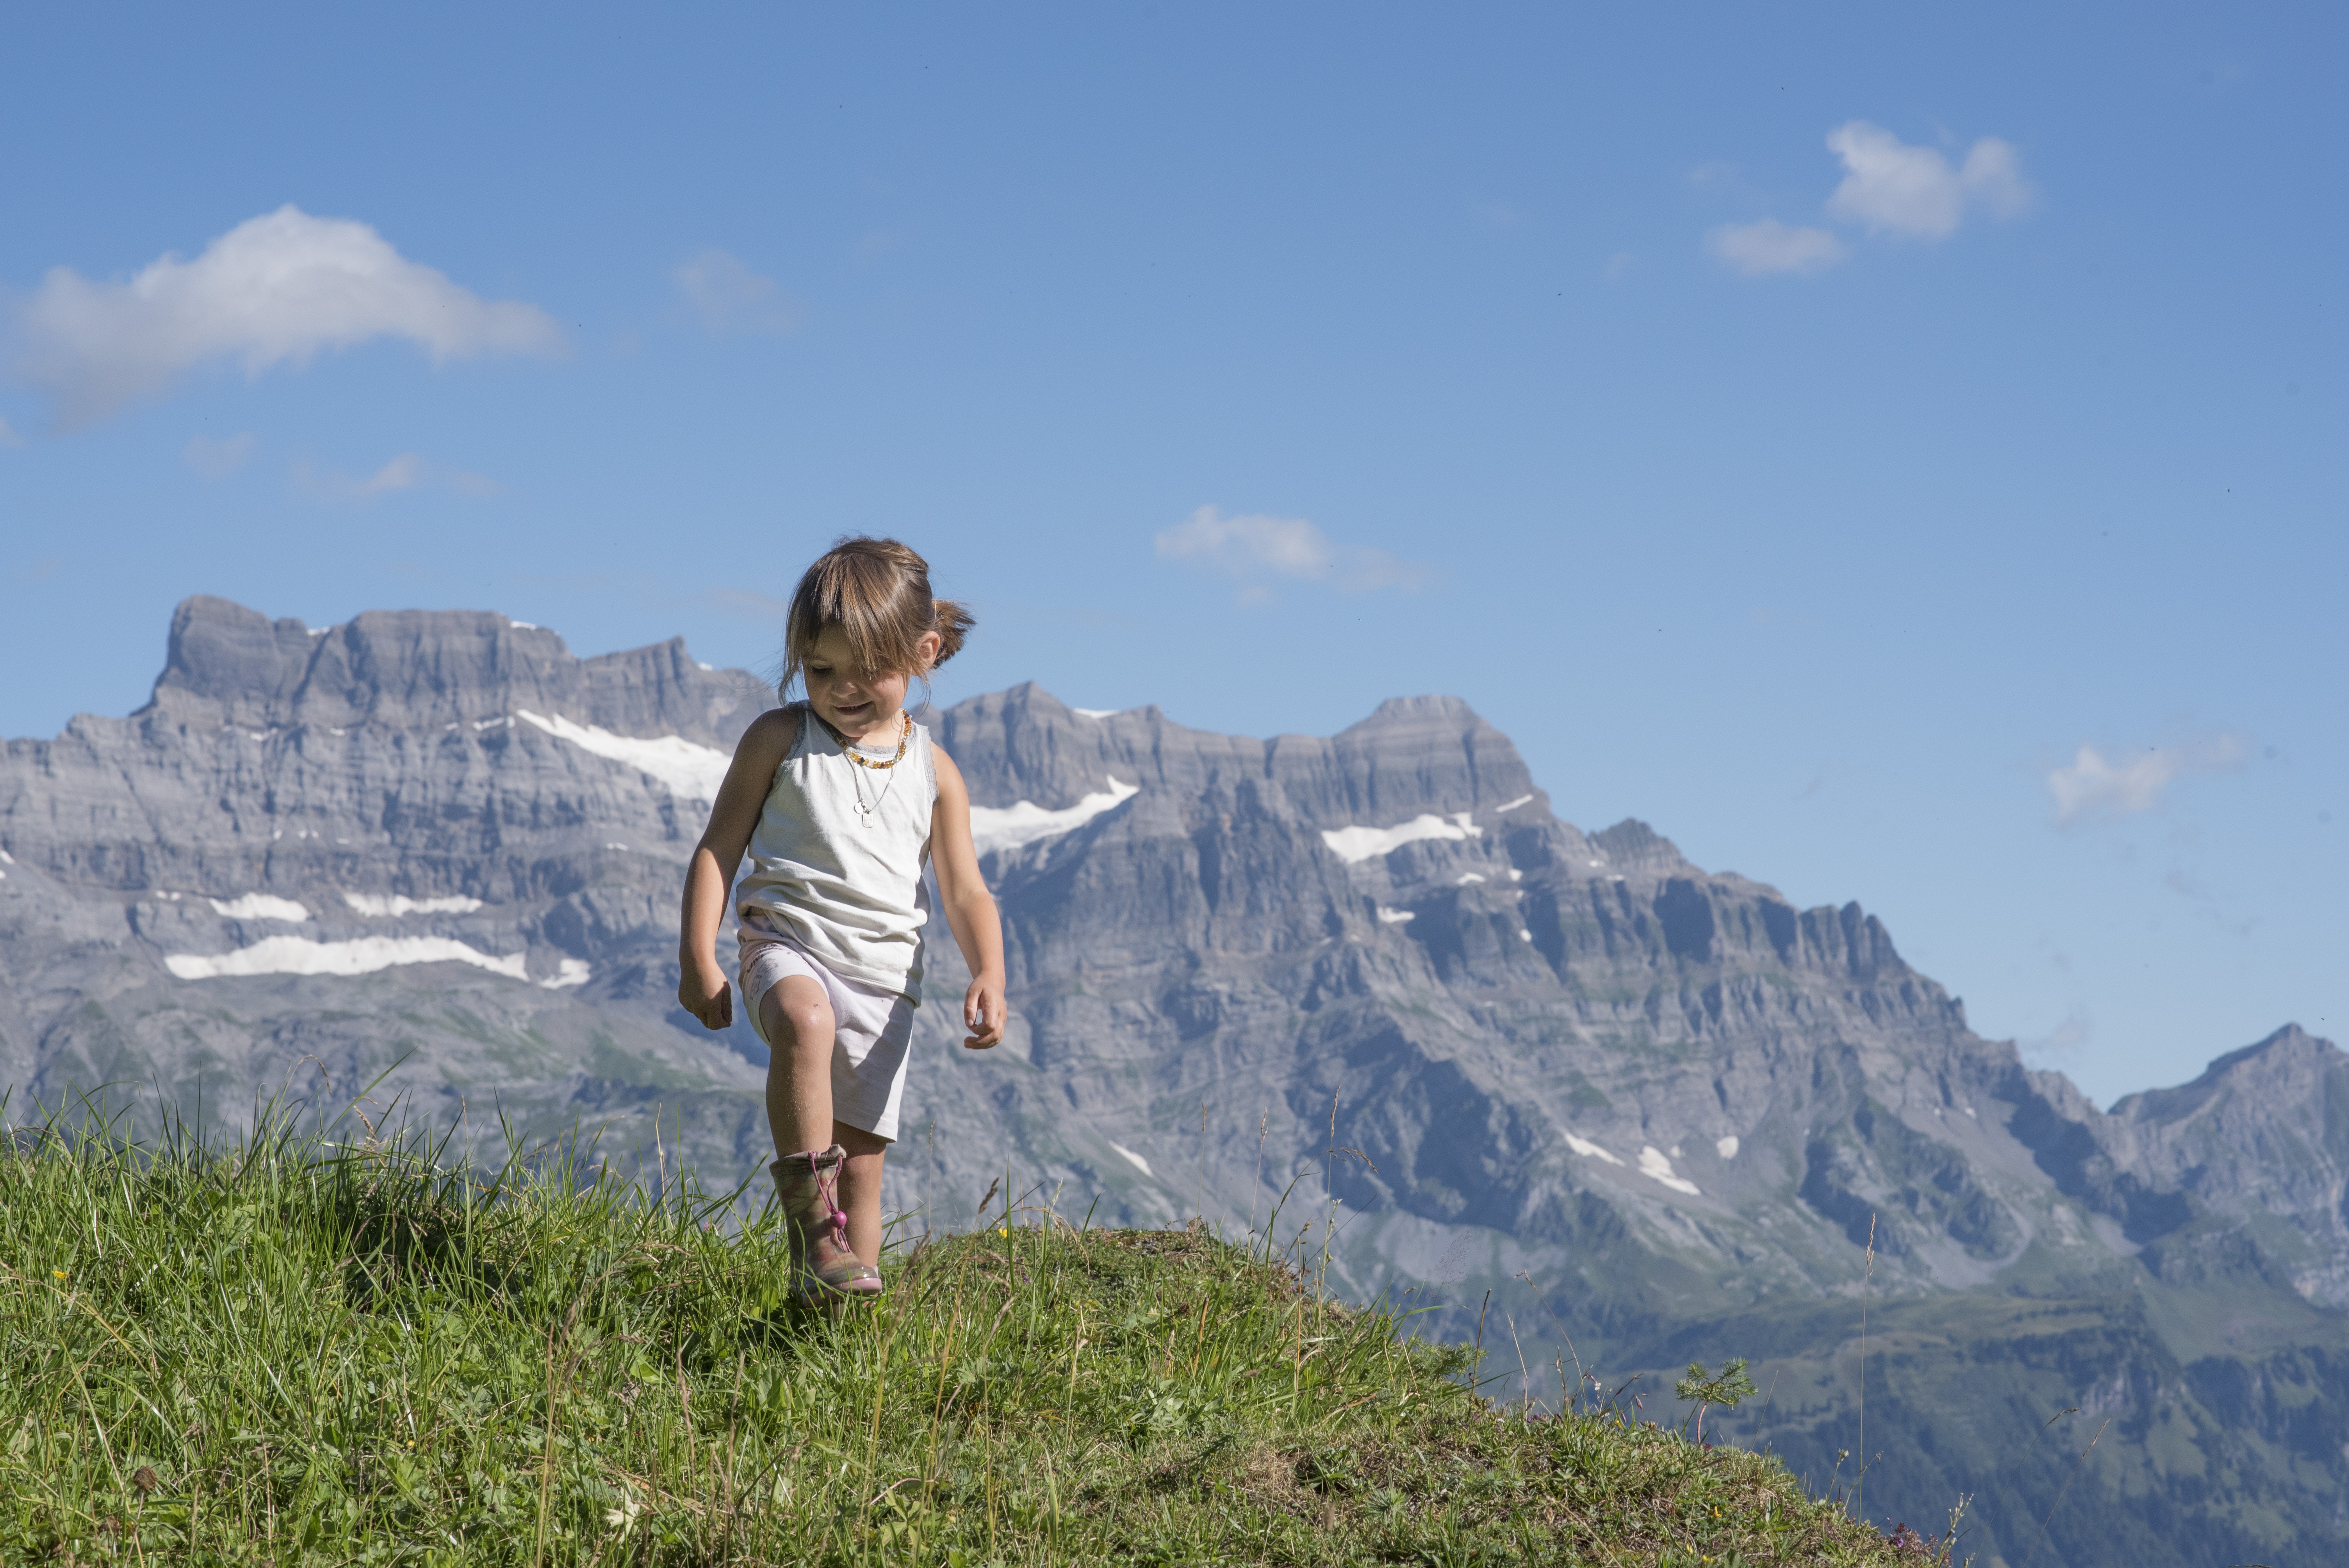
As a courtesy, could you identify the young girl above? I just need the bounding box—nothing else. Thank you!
[677,536,1006,1301]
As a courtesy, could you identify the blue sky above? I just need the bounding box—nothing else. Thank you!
[2,3,2341,1105]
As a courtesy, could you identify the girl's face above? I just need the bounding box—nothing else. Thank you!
[801,624,939,742]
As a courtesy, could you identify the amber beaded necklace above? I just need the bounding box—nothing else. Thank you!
[839,710,911,769]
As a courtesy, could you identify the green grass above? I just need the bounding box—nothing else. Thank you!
[0,1115,1950,1565]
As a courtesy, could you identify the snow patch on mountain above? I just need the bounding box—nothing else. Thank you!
[207,894,311,922]
[1639,1145,1700,1196]
[969,776,1138,857]
[1321,812,1480,864]
[1564,1132,1624,1167]
[514,710,732,801]
[165,936,529,982]
[344,892,485,917]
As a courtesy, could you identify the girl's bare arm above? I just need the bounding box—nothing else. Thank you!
[677,707,798,1030]
[928,745,1007,1049]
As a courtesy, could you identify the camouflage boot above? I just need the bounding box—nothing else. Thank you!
[771,1145,883,1302]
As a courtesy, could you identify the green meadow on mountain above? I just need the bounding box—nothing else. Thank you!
[1,1116,1940,1565]
[5,596,2345,1566]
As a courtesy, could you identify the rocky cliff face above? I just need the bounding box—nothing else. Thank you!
[0,596,776,1166]
[2014,1024,2349,1304]
[921,686,2157,1321]
[3,596,2344,1568]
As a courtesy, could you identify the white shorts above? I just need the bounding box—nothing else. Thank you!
[739,933,916,1143]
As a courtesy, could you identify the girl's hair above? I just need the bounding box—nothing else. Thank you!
[781,535,973,695]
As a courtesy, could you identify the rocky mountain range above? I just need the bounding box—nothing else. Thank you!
[5,595,2346,1567]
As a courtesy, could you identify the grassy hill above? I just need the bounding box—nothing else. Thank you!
[0,1116,1946,1566]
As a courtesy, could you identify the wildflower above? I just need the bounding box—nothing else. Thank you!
[604,1495,642,1535]
[52,1270,66,1281]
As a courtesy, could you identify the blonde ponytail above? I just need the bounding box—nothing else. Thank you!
[929,597,973,667]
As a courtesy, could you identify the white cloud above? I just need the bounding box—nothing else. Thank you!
[2025,1009,2095,1054]
[0,415,22,449]
[1160,507,1327,575]
[359,453,424,494]
[295,451,499,502]
[301,452,419,500]
[1957,137,2034,219]
[702,585,792,622]
[183,431,256,478]
[15,206,564,428]
[674,249,798,336]
[1706,219,1847,276]
[1825,122,2033,240]
[2046,734,2245,825]
[1154,504,1427,599]
[1469,198,1527,233]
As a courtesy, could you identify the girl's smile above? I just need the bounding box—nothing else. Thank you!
[801,625,924,744]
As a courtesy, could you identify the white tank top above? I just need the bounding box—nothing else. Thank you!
[735,705,938,1001]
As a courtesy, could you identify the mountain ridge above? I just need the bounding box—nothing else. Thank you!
[144,593,770,741]
[2,595,2342,1568]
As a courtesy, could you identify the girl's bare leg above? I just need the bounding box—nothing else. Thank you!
[835,1127,888,1266]
[762,978,890,1268]
[762,976,837,1159]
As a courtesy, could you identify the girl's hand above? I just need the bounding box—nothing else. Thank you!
[676,707,797,1036]
[679,961,734,1030]
[930,745,1010,1055]
[962,973,1006,1050]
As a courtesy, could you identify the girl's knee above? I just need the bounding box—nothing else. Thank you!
[761,989,834,1054]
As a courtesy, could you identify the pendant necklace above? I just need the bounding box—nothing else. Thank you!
[836,711,911,827]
